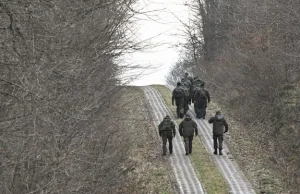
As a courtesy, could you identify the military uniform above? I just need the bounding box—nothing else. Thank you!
[158,115,176,155]
[179,114,198,155]
[193,77,205,88]
[172,83,185,118]
[185,75,194,86]
[180,79,191,114]
[208,111,229,155]
[193,86,210,119]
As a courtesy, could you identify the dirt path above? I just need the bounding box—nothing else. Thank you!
[143,86,205,194]
[145,86,257,194]
[187,109,256,194]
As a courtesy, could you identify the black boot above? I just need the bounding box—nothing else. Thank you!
[213,149,218,155]
[219,149,223,155]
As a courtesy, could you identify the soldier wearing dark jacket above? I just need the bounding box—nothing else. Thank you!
[193,83,210,119]
[172,82,185,118]
[158,115,176,155]
[179,114,198,155]
[180,78,190,114]
[184,72,194,84]
[208,111,228,155]
[192,76,205,87]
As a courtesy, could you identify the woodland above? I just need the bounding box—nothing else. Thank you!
[167,0,300,193]
[1,0,300,193]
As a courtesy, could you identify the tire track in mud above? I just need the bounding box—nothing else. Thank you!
[189,110,256,194]
[154,85,256,193]
[143,86,205,194]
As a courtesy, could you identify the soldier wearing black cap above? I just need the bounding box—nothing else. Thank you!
[158,115,176,155]
[172,82,185,118]
[179,114,198,155]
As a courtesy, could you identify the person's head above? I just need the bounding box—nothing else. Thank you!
[215,111,223,119]
[200,82,205,87]
[165,115,170,119]
[177,82,181,86]
[181,78,185,82]
[185,72,189,77]
[185,114,191,119]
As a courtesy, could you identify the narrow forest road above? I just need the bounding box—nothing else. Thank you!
[188,111,256,194]
[143,87,205,194]
[144,86,256,194]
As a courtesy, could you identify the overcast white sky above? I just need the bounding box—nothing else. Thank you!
[127,0,191,86]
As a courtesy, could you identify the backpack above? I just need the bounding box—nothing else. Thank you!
[181,86,190,98]
[159,120,173,136]
[195,88,206,99]
[173,87,184,99]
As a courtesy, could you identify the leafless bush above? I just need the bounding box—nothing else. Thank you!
[169,0,300,192]
[0,0,142,193]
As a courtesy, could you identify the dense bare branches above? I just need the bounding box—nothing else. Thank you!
[169,0,300,192]
[0,0,141,193]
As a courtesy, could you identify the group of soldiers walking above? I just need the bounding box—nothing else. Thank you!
[172,73,210,119]
[159,73,229,156]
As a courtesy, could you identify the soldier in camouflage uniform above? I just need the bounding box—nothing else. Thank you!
[184,72,194,85]
[172,82,185,118]
[193,83,210,119]
[193,76,205,87]
[179,114,198,155]
[208,111,229,155]
[158,115,176,155]
[183,73,193,104]
[191,76,205,102]
[180,78,191,114]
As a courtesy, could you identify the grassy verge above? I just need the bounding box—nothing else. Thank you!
[152,84,229,194]
[119,86,174,194]
[208,100,283,194]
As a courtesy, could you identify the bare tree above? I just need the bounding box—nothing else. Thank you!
[169,0,300,192]
[0,0,147,193]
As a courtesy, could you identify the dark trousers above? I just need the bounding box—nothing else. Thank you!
[184,96,189,114]
[194,101,207,118]
[162,135,173,154]
[175,98,184,118]
[213,134,223,149]
[184,136,193,154]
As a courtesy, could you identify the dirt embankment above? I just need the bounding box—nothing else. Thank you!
[115,87,174,194]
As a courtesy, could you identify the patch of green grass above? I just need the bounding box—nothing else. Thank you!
[152,85,229,194]
[153,169,165,177]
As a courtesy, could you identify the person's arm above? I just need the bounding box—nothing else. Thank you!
[172,122,176,136]
[158,121,163,136]
[206,90,211,103]
[223,119,229,133]
[208,117,214,124]
[192,90,195,103]
[193,121,198,136]
[179,122,183,136]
